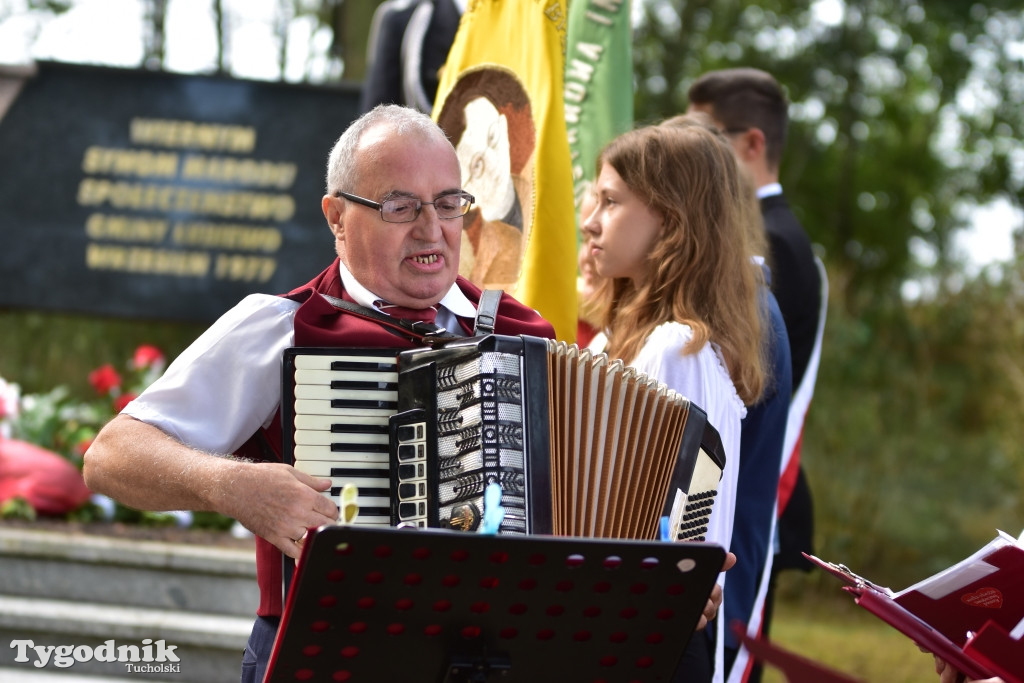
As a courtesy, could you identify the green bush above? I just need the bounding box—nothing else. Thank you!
[804,259,1024,589]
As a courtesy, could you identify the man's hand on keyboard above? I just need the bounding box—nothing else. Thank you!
[223,462,338,559]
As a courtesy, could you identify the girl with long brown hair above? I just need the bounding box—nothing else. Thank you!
[583,122,768,683]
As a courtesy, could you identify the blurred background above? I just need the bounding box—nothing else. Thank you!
[0,1,1022,679]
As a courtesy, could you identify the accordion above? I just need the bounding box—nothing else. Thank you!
[282,334,725,541]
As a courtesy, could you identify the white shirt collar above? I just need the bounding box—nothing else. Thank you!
[336,259,477,318]
[756,182,782,199]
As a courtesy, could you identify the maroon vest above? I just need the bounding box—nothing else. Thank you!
[247,258,555,616]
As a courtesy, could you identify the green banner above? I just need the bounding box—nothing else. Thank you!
[564,0,634,209]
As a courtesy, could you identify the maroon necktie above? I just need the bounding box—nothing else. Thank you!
[374,300,439,325]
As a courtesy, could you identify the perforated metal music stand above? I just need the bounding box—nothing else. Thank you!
[263,525,725,683]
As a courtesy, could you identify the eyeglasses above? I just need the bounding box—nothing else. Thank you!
[335,190,475,223]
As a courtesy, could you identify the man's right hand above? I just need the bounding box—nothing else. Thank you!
[85,415,339,561]
[223,462,338,559]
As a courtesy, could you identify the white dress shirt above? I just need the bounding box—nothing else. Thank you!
[123,261,475,455]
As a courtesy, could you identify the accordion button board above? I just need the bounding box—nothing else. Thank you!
[393,421,429,527]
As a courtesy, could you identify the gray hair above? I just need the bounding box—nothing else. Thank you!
[325,104,453,194]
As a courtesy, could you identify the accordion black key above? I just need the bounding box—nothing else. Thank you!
[282,335,725,541]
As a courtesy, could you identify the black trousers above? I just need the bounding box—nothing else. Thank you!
[673,629,713,682]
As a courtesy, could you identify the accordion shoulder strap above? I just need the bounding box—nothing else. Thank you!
[318,293,453,342]
[474,289,502,336]
[318,289,503,341]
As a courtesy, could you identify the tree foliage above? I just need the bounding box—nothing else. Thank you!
[6,0,370,82]
[634,0,1024,312]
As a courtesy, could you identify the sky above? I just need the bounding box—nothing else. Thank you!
[0,0,337,81]
[0,0,1020,277]
[953,198,1020,275]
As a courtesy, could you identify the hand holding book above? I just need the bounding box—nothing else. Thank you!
[807,529,1024,683]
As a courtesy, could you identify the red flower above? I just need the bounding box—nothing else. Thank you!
[113,393,137,413]
[88,364,121,396]
[132,345,165,370]
[75,438,94,456]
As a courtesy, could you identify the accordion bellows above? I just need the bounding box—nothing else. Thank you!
[283,335,725,542]
[546,340,699,539]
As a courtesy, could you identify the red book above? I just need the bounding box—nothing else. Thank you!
[807,530,1024,683]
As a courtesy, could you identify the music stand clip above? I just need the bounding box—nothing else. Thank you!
[445,651,512,682]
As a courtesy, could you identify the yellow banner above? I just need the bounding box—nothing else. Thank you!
[433,0,577,342]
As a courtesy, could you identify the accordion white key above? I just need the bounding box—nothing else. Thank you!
[282,335,726,541]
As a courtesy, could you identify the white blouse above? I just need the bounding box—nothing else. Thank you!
[590,322,745,683]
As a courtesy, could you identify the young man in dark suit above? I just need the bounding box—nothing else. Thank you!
[689,67,827,683]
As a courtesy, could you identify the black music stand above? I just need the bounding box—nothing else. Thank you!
[264,525,725,682]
